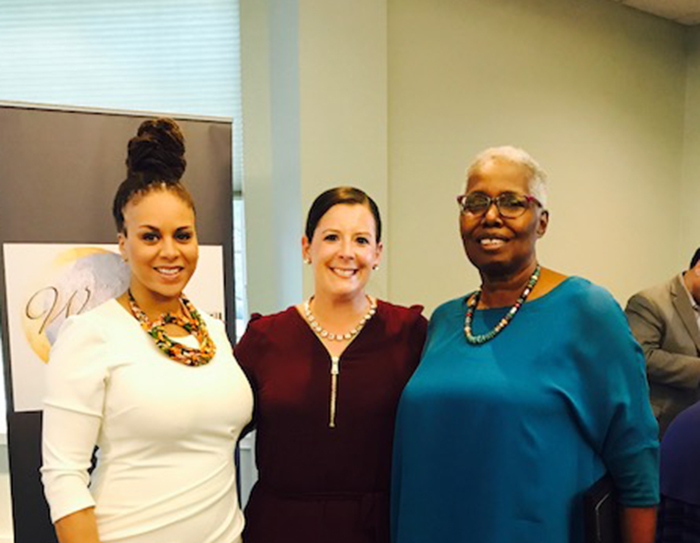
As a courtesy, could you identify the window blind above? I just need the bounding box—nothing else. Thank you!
[0,0,240,119]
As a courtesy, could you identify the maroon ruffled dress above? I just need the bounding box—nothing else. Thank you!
[234,300,427,543]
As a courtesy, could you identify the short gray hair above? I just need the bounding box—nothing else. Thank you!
[465,146,548,208]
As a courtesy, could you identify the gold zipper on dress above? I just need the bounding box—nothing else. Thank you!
[329,355,340,428]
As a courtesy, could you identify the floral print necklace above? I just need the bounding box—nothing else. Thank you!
[128,290,216,366]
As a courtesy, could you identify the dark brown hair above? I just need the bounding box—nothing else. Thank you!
[305,186,382,242]
[691,248,700,269]
[112,118,195,233]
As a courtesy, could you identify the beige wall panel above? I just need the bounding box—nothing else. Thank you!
[388,0,686,313]
[299,0,389,300]
[681,27,700,265]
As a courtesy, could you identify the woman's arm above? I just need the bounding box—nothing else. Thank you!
[42,317,107,535]
[54,508,101,543]
[572,287,659,543]
[621,506,656,543]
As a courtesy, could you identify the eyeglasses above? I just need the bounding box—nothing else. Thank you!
[456,192,542,219]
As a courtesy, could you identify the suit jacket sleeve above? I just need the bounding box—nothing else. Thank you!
[625,292,700,389]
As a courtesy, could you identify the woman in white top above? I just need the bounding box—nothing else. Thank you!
[41,118,253,543]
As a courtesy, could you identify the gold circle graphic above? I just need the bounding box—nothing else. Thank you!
[21,247,129,362]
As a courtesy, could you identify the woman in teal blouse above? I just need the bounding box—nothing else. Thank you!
[391,146,659,543]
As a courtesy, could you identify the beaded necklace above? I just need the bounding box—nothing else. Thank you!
[304,295,377,428]
[128,290,216,366]
[304,295,377,342]
[464,265,541,345]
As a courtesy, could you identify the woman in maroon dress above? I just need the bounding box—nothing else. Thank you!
[235,187,427,543]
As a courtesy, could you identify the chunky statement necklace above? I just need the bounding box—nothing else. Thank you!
[304,295,377,342]
[464,265,541,345]
[128,290,216,366]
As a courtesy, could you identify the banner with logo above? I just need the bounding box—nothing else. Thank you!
[3,243,224,412]
[0,104,233,543]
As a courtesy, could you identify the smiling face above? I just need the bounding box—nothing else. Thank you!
[302,203,383,302]
[460,157,548,278]
[118,188,199,311]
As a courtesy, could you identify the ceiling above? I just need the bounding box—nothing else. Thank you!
[613,0,700,25]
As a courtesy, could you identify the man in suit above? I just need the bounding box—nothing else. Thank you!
[625,248,700,438]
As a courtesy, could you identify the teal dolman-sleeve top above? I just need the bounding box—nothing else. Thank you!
[391,277,659,543]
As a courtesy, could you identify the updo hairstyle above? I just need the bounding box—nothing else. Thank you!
[305,186,382,243]
[112,118,195,233]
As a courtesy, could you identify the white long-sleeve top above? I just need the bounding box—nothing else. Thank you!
[41,299,253,543]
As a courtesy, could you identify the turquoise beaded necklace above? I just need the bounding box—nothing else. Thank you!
[464,265,541,345]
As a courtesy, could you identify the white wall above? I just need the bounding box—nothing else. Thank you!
[241,0,389,311]
[387,0,688,312]
[242,0,693,318]
[681,26,700,265]
[240,0,304,315]
[298,0,389,300]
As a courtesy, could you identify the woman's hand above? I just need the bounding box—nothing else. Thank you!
[621,506,656,543]
[54,507,101,543]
